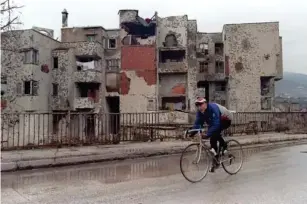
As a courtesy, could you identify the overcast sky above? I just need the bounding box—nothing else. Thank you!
[15,0,307,75]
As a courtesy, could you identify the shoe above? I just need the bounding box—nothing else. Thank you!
[209,166,215,173]
[209,148,217,156]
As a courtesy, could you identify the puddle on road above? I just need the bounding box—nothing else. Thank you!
[1,144,293,189]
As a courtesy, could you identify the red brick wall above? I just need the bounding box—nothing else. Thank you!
[121,46,156,88]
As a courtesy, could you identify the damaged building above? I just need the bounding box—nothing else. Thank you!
[1,9,283,120]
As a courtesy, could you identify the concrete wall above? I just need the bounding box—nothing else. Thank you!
[159,74,186,96]
[276,36,283,80]
[51,49,75,110]
[223,22,280,112]
[187,20,198,112]
[120,46,157,112]
[1,29,60,113]
[196,32,224,76]
[157,15,188,48]
[61,27,106,44]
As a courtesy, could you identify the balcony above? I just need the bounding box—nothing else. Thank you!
[74,41,104,58]
[196,73,227,82]
[158,61,187,73]
[73,70,102,83]
[73,97,95,109]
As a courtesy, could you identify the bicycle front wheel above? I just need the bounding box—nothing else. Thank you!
[180,143,210,183]
[221,139,244,175]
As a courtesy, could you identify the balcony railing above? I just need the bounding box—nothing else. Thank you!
[158,61,187,73]
[73,97,95,109]
[1,111,306,150]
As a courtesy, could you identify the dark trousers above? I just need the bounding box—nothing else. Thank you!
[210,120,231,153]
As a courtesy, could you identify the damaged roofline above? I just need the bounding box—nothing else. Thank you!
[61,26,107,31]
[223,21,279,27]
[1,29,60,43]
[118,9,138,14]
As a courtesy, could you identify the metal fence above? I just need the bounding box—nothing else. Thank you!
[1,111,307,150]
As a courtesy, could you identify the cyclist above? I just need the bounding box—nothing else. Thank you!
[191,97,233,172]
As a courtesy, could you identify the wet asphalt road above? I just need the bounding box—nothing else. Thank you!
[2,144,307,204]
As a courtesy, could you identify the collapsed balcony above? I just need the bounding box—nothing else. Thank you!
[121,14,156,38]
[158,49,187,73]
[74,82,100,109]
[160,96,186,111]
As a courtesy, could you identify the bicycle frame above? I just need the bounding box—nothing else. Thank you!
[184,128,228,164]
[184,128,209,163]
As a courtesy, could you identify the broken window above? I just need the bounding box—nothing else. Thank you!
[76,56,98,71]
[260,77,272,96]
[199,62,209,73]
[108,39,116,49]
[215,82,227,92]
[24,80,39,96]
[52,83,58,96]
[53,57,58,69]
[76,82,100,102]
[160,50,185,63]
[214,43,224,55]
[161,96,186,111]
[199,43,209,55]
[1,75,7,96]
[215,99,226,106]
[86,34,96,42]
[261,97,272,110]
[163,34,178,47]
[106,59,119,71]
[215,61,224,73]
[197,81,209,101]
[23,49,39,64]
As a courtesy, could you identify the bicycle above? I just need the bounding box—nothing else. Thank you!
[180,128,244,183]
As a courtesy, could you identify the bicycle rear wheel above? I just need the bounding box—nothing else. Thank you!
[221,139,244,175]
[180,143,210,183]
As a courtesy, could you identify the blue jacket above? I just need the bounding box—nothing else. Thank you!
[193,103,221,137]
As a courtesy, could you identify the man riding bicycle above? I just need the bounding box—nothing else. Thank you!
[191,97,233,172]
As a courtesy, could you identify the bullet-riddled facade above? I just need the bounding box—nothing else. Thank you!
[1,9,283,115]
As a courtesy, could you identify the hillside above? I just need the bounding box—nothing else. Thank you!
[275,72,307,98]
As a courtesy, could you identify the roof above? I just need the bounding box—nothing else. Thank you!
[223,21,279,27]
[1,28,60,43]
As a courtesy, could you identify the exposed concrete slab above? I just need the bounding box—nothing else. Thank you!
[1,133,307,172]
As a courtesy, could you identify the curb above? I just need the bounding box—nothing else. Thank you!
[2,138,307,172]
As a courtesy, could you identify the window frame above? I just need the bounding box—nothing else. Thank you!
[22,48,39,65]
[86,34,96,42]
[53,57,59,69]
[23,80,39,96]
[108,38,117,49]
[52,83,59,96]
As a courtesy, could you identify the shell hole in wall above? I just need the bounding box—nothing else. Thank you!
[163,34,178,47]
[235,62,243,72]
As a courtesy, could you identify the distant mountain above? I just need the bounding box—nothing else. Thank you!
[275,72,307,98]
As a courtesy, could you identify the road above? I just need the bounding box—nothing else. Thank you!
[2,144,307,204]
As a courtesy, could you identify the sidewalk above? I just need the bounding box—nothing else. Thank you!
[2,133,307,172]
